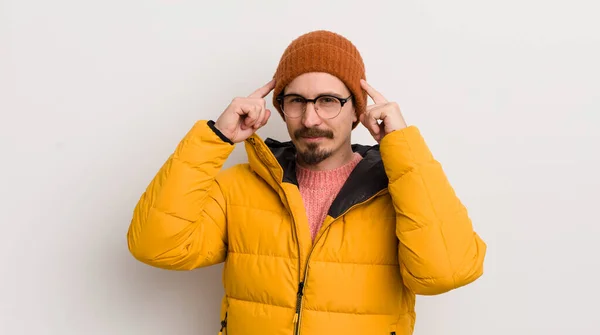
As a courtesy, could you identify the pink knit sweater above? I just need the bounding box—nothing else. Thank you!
[296,152,363,241]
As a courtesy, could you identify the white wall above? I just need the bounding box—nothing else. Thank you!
[1,0,599,334]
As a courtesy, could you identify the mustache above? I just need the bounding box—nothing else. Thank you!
[294,127,334,139]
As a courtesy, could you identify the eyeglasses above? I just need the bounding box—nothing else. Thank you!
[276,93,353,119]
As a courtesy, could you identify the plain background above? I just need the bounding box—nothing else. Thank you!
[1,0,599,334]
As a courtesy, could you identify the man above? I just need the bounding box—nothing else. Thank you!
[127,30,486,335]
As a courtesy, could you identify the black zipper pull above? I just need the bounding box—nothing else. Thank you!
[293,282,304,324]
[218,312,227,335]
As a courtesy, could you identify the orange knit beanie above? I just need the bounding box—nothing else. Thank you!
[272,30,367,128]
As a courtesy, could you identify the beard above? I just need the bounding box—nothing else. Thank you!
[297,143,333,165]
[294,127,334,166]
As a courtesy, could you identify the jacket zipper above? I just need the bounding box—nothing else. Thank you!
[218,312,227,335]
[292,281,304,333]
[292,226,326,335]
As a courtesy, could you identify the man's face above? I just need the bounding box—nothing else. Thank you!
[282,72,357,166]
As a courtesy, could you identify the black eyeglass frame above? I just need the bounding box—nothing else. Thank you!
[275,93,353,119]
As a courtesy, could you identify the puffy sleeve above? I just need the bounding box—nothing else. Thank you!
[380,126,487,295]
[127,120,234,270]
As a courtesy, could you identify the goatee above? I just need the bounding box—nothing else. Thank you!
[298,143,332,165]
[294,127,334,165]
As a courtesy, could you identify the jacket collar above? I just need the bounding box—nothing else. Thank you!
[244,134,389,218]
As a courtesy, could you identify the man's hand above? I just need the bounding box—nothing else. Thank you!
[359,79,407,143]
[214,79,276,143]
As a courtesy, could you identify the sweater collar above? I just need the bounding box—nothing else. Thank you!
[295,152,363,189]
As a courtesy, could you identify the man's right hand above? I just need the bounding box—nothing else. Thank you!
[214,79,276,144]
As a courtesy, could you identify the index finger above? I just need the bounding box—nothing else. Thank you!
[248,79,276,98]
[360,79,388,104]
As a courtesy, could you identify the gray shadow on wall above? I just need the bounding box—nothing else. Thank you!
[120,256,224,334]
[92,218,226,334]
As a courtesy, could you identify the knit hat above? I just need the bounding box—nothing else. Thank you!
[272,30,367,128]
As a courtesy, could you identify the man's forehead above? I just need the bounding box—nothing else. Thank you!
[284,73,350,96]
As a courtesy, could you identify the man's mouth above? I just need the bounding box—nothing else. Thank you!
[302,136,324,142]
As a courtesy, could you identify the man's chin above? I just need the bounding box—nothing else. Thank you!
[302,142,322,152]
[297,147,332,166]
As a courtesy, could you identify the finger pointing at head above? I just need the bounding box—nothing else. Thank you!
[360,79,388,104]
[248,79,276,98]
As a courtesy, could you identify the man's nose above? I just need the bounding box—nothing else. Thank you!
[302,102,322,128]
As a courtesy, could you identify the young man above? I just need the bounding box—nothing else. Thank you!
[127,30,486,335]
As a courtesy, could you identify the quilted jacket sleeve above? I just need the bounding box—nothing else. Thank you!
[379,126,486,295]
[127,120,235,270]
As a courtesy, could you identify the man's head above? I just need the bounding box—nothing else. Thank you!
[272,30,367,167]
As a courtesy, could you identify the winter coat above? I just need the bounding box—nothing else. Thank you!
[127,120,486,335]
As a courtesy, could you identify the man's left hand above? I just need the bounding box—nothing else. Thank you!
[359,79,407,143]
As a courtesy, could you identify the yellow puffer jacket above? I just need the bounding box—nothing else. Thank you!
[127,120,486,335]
